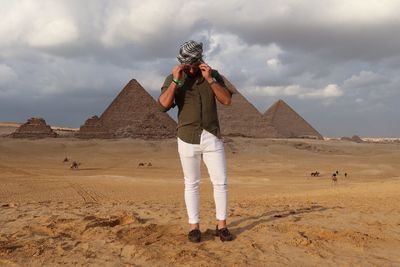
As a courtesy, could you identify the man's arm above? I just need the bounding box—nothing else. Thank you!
[159,79,178,110]
[158,64,184,110]
[199,64,231,106]
[209,80,231,106]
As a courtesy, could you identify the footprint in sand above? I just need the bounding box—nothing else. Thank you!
[84,213,146,230]
[25,224,55,237]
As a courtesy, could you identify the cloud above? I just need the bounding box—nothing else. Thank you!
[266,58,282,72]
[343,70,386,89]
[201,32,283,87]
[319,0,398,23]
[0,64,18,88]
[340,69,399,110]
[101,1,175,47]
[27,19,78,47]
[250,85,301,97]
[249,83,342,99]
[0,1,79,48]
[216,1,400,61]
[301,84,343,99]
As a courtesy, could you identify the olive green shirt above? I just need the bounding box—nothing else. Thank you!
[159,70,227,144]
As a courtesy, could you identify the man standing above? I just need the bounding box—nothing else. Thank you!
[158,40,233,242]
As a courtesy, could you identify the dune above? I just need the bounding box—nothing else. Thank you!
[1,136,400,266]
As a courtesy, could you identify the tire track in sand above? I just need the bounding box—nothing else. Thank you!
[69,183,105,203]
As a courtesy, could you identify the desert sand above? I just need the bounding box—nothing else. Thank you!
[1,130,400,266]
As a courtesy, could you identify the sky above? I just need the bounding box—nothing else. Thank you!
[1,0,399,137]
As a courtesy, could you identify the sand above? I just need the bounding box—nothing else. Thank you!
[1,134,400,266]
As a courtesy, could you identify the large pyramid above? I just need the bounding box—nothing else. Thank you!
[76,79,177,139]
[263,99,323,139]
[217,77,279,138]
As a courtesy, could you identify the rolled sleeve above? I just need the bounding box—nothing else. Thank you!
[158,75,175,112]
[158,100,170,112]
[213,70,232,96]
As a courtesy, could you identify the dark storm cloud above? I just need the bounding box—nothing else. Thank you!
[226,22,400,62]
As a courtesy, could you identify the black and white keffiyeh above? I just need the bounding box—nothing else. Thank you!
[177,40,203,64]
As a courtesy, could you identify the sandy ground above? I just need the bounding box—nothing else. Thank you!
[1,133,400,266]
[0,123,20,137]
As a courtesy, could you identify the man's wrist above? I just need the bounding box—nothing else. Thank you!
[207,77,217,85]
[172,78,182,86]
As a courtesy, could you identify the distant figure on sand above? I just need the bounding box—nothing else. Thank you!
[311,171,320,177]
[159,40,233,243]
[63,157,69,163]
[344,172,348,178]
[138,162,152,167]
[70,161,81,170]
[332,173,338,184]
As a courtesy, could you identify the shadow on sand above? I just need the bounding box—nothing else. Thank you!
[230,205,330,236]
[71,168,103,171]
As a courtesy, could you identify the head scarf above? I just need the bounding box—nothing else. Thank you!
[177,40,203,64]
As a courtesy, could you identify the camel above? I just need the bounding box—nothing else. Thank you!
[70,161,81,170]
[138,162,152,167]
[310,171,320,177]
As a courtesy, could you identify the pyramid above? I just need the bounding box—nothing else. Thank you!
[75,115,111,139]
[217,77,279,138]
[11,117,58,138]
[76,79,177,139]
[262,99,323,139]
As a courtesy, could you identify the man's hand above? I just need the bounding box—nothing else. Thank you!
[172,64,184,80]
[199,63,231,105]
[159,66,183,111]
[199,63,212,82]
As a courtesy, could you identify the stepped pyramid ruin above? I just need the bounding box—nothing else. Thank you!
[77,79,177,139]
[11,117,58,138]
[217,77,279,138]
[263,99,323,139]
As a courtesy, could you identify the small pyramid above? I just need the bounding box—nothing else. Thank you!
[263,99,323,139]
[217,77,279,138]
[76,79,177,139]
[340,135,364,143]
[11,117,58,138]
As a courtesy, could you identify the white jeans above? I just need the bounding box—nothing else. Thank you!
[178,130,228,224]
